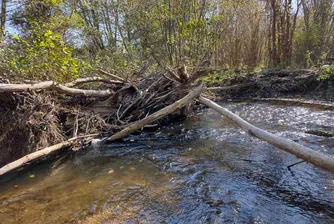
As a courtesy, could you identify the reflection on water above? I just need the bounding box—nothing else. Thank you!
[0,102,334,223]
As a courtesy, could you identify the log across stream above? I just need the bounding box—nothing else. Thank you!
[0,101,333,223]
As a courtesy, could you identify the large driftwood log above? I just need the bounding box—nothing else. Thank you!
[0,134,99,176]
[0,81,54,93]
[0,141,72,175]
[198,96,334,172]
[0,81,114,97]
[104,84,204,143]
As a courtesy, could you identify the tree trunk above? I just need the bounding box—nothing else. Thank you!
[0,81,114,97]
[199,96,334,173]
[0,0,6,43]
[0,141,73,176]
[0,134,100,176]
[271,0,278,66]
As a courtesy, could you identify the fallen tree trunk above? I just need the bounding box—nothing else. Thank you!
[198,96,334,172]
[104,84,204,143]
[0,81,114,97]
[0,81,54,93]
[0,141,72,176]
[0,134,99,176]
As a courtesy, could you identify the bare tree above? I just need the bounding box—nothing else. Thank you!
[0,0,6,43]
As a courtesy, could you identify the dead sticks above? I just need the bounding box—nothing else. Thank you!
[104,84,204,143]
[0,84,204,175]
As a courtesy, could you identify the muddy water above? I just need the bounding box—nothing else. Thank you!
[0,102,333,224]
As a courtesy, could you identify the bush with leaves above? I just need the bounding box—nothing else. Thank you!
[0,0,86,83]
[318,65,334,80]
[0,31,84,83]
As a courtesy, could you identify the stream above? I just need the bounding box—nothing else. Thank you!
[0,101,333,223]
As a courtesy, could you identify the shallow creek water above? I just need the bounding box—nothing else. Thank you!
[0,101,334,224]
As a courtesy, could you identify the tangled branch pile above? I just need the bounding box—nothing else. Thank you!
[0,65,209,167]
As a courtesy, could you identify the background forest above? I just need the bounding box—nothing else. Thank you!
[0,0,333,82]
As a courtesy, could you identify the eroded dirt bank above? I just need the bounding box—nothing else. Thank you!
[211,69,334,103]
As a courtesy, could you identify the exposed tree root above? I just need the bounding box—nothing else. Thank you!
[0,93,66,167]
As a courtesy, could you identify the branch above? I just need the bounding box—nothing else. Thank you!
[65,77,123,87]
[165,66,183,83]
[96,69,127,83]
[187,69,213,84]
[187,60,212,83]
[52,85,113,97]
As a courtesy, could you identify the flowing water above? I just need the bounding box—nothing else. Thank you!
[0,101,334,224]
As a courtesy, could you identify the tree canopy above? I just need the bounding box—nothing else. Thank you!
[0,0,333,81]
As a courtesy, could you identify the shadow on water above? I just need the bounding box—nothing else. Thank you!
[0,101,334,223]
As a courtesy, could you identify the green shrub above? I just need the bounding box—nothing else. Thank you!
[318,65,334,80]
[0,32,84,83]
[0,0,86,83]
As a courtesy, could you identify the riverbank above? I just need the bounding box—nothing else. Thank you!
[209,69,334,103]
